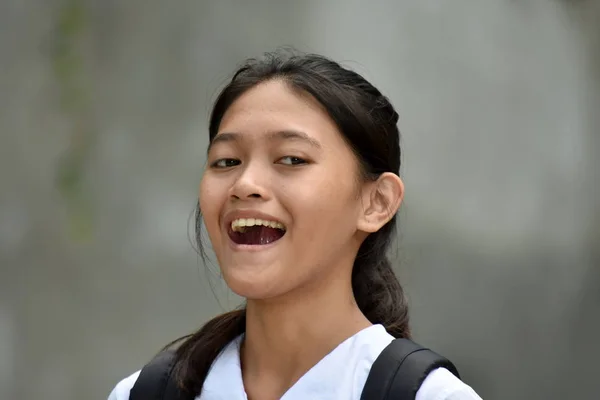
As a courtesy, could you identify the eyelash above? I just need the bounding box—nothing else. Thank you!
[279,156,308,166]
[210,156,308,169]
[210,158,240,169]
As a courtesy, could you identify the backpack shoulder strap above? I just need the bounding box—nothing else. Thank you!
[129,350,193,400]
[360,338,460,400]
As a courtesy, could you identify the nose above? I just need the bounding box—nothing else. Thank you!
[229,163,269,201]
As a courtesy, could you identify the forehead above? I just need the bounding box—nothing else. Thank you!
[216,80,344,148]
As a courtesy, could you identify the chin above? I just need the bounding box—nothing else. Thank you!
[222,268,286,301]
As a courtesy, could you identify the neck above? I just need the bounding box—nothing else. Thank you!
[240,274,371,400]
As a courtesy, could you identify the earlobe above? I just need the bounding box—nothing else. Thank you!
[358,173,404,233]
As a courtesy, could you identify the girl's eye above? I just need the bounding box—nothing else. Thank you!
[211,158,240,168]
[278,156,308,166]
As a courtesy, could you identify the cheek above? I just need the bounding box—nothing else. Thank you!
[286,170,360,233]
[199,177,222,236]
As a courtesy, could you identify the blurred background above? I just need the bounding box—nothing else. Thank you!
[1,0,599,399]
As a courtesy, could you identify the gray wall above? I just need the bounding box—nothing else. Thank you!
[1,1,598,399]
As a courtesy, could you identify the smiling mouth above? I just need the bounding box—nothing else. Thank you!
[228,218,286,245]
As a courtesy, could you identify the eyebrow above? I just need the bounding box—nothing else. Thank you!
[208,130,322,153]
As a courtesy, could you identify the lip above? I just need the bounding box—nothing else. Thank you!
[222,210,287,250]
[223,209,286,230]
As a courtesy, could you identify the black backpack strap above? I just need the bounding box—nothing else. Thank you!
[360,338,460,400]
[129,350,193,400]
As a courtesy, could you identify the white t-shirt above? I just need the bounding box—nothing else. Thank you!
[108,325,481,400]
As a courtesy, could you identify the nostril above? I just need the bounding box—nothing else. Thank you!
[248,193,261,198]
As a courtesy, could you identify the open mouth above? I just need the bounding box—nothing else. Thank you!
[228,218,286,245]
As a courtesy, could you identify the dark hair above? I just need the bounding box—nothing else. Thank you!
[171,50,410,396]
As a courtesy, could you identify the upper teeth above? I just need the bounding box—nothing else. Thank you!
[231,218,286,232]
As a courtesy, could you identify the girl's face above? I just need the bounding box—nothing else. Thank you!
[199,80,368,300]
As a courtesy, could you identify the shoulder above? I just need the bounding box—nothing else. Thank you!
[416,368,482,400]
[361,329,482,400]
[107,370,140,400]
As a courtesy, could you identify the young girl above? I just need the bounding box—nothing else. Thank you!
[108,51,481,400]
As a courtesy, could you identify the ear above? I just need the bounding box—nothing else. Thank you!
[357,173,404,233]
